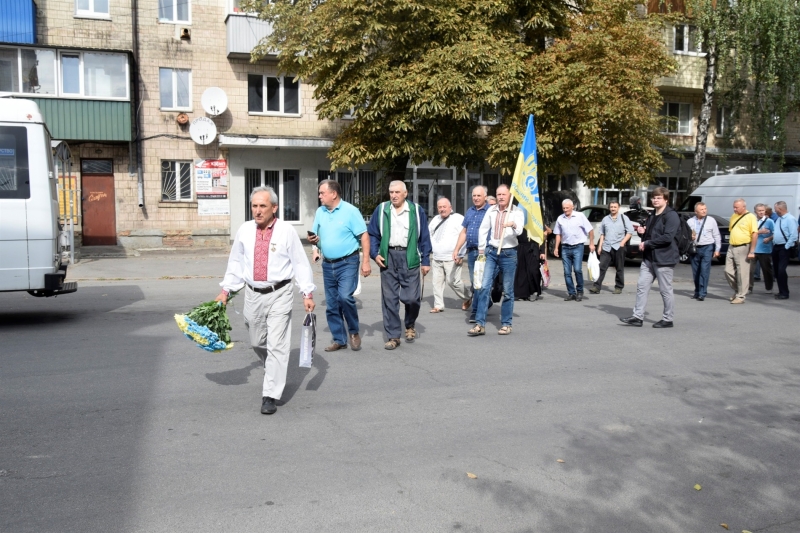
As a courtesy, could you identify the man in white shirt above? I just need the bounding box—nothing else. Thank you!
[215,186,315,415]
[553,199,595,301]
[467,184,524,336]
[428,197,470,312]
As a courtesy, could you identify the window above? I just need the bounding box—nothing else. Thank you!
[248,74,300,115]
[76,0,110,17]
[716,106,732,137]
[674,25,705,55]
[0,127,31,200]
[476,104,502,125]
[159,68,191,110]
[161,161,192,201]
[159,0,190,23]
[21,49,57,94]
[244,169,300,221]
[660,102,692,135]
[60,51,128,98]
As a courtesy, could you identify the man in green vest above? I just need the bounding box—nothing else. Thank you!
[368,180,433,350]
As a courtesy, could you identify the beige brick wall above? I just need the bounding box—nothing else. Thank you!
[36,0,134,50]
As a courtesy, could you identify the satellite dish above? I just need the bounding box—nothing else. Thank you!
[201,87,228,116]
[189,117,217,145]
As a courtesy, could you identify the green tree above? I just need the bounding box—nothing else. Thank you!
[488,0,676,188]
[687,0,800,191]
[248,0,674,188]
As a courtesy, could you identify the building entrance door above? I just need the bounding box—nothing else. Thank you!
[81,160,116,246]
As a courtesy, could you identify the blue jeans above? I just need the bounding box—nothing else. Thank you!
[475,246,517,327]
[690,244,714,298]
[561,244,585,295]
[467,248,491,318]
[322,253,360,345]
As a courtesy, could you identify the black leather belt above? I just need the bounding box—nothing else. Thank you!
[467,247,479,251]
[323,250,358,263]
[389,246,407,250]
[247,279,291,294]
[730,243,748,247]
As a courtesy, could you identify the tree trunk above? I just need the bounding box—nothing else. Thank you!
[689,34,717,194]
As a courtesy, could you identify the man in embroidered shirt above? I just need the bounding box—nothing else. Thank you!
[215,187,315,415]
[308,180,371,352]
[467,184,524,337]
[725,199,759,304]
[367,181,432,350]
[686,202,721,301]
[771,201,798,300]
[428,197,470,312]
[453,185,490,321]
[750,203,774,294]
[589,201,632,295]
[553,199,595,301]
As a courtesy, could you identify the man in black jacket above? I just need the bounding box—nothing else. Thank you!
[620,187,680,328]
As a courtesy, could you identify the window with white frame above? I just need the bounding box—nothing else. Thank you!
[244,169,300,221]
[75,0,109,17]
[674,25,705,54]
[476,104,502,125]
[660,102,692,135]
[716,106,732,137]
[59,51,128,98]
[159,68,191,110]
[161,161,193,201]
[248,74,300,115]
[159,0,190,23]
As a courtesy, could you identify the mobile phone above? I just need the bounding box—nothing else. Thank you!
[307,231,316,237]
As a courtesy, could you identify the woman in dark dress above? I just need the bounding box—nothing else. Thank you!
[514,228,548,301]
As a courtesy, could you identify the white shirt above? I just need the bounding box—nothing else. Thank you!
[429,212,466,261]
[478,204,524,251]
[389,203,410,247]
[220,219,316,296]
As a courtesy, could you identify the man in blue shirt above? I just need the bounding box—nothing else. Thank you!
[453,185,491,322]
[750,203,774,293]
[309,180,371,351]
[771,201,798,300]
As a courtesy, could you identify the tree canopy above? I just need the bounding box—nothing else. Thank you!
[249,0,675,187]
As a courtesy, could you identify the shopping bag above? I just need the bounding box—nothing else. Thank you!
[299,313,316,368]
[353,275,362,296]
[587,251,600,282]
[472,254,486,290]
[540,259,551,289]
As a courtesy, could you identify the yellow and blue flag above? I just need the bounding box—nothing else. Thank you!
[510,115,545,244]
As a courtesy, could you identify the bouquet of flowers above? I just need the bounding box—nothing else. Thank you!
[174,292,238,352]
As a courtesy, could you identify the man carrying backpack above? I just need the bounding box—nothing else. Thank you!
[620,187,680,328]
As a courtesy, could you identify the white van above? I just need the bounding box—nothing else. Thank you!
[0,98,76,297]
[679,173,800,216]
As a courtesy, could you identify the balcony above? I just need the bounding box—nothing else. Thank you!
[656,53,706,92]
[226,14,275,58]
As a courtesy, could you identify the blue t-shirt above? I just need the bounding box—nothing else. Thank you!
[312,200,367,259]
[755,217,774,254]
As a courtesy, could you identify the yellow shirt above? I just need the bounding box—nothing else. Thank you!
[728,212,758,246]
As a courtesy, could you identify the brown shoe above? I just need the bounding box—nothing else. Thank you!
[349,333,362,351]
[461,298,472,311]
[405,327,417,343]
[324,342,348,352]
[730,298,745,304]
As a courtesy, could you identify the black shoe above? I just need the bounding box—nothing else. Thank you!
[775,294,789,300]
[619,316,643,327]
[564,294,576,301]
[468,316,477,323]
[576,292,584,302]
[697,296,705,301]
[690,294,698,299]
[652,320,673,328]
[261,397,277,415]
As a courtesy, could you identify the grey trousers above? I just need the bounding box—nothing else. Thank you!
[725,244,752,300]
[632,259,674,321]
[243,283,293,399]
[380,248,421,339]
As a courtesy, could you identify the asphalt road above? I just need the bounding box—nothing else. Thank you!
[2,254,799,532]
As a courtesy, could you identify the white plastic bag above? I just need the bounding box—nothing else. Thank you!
[299,313,316,368]
[353,275,362,296]
[472,254,486,290]
[587,251,600,282]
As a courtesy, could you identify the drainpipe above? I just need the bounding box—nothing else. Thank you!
[132,0,145,208]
